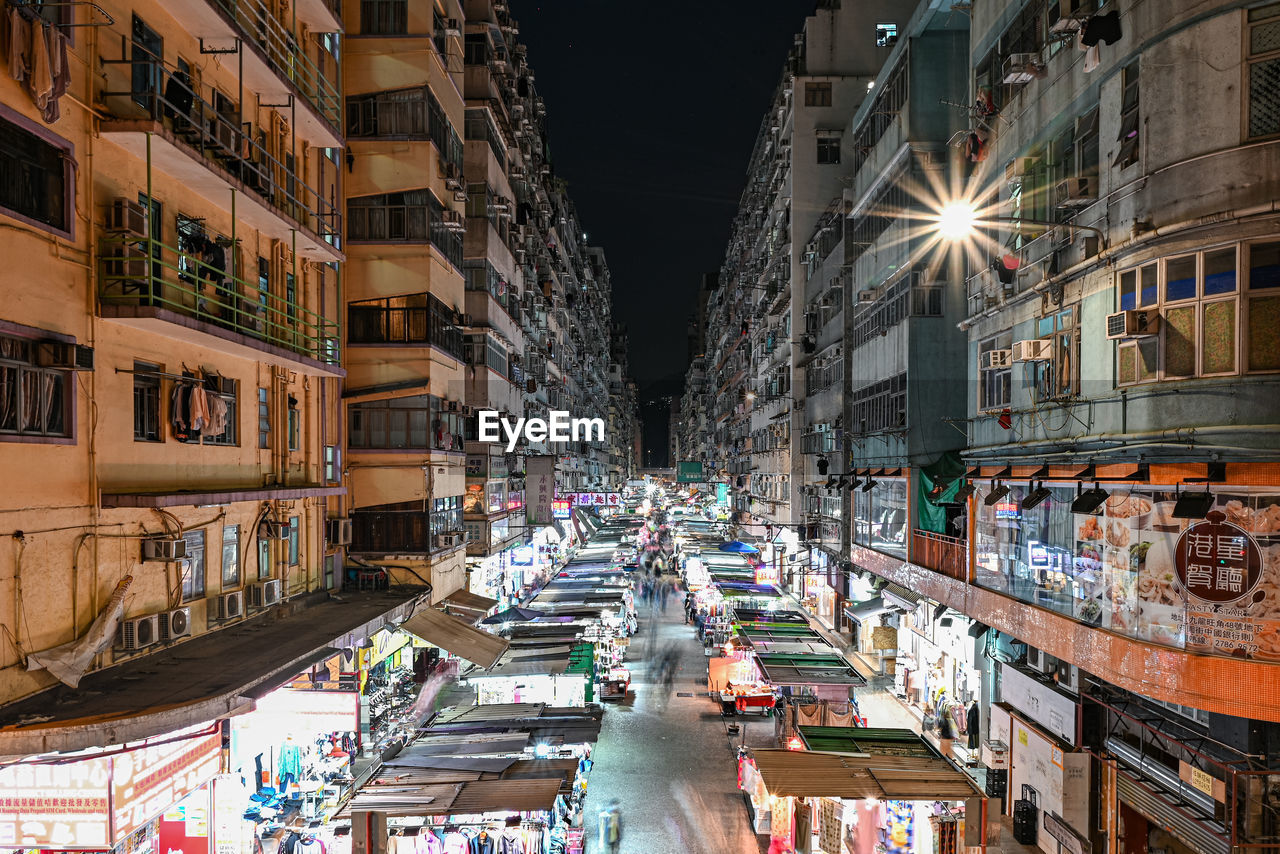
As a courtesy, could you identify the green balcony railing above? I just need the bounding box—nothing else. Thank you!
[99,234,340,366]
[210,0,341,132]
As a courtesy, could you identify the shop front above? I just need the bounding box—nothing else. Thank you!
[798,547,838,628]
[0,725,222,853]
[891,600,983,760]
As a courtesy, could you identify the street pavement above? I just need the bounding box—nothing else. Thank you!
[582,592,766,854]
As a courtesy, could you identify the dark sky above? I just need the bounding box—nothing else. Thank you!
[511,1,812,386]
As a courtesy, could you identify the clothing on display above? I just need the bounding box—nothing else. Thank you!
[297,837,326,854]
[850,798,884,854]
[883,801,915,854]
[966,702,980,750]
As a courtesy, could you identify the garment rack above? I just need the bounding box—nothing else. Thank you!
[9,1,116,27]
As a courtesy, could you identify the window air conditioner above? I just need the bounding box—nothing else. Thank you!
[1002,53,1046,85]
[1106,309,1160,340]
[36,341,94,371]
[1056,177,1096,207]
[1012,339,1053,362]
[143,537,188,561]
[444,17,461,36]
[260,520,291,541]
[980,349,1013,370]
[102,243,150,280]
[856,290,876,303]
[433,534,448,549]
[159,607,192,641]
[119,614,160,650]
[1051,0,1096,32]
[1005,157,1038,181]
[326,518,353,546]
[106,198,148,237]
[213,590,244,621]
[1057,662,1079,693]
[250,579,282,607]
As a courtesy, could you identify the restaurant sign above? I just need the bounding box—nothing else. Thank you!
[1175,514,1267,656]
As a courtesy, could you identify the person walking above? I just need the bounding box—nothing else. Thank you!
[598,799,622,854]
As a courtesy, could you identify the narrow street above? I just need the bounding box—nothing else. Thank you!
[582,594,765,854]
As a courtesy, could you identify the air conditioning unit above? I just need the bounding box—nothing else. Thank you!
[440,161,464,191]
[326,518,352,546]
[1026,646,1053,674]
[444,17,461,36]
[143,537,188,561]
[1056,176,1096,207]
[119,614,159,650]
[441,210,466,231]
[250,579,282,608]
[1106,309,1160,340]
[980,349,1013,370]
[856,290,876,303]
[1006,157,1039,181]
[259,520,291,541]
[106,198,148,236]
[158,607,192,642]
[212,119,236,152]
[459,313,474,326]
[1057,662,1079,693]
[102,243,150,279]
[1012,339,1053,362]
[1003,52,1046,85]
[35,341,94,371]
[213,590,245,621]
[433,533,448,548]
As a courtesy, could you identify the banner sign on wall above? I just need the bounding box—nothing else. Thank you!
[999,663,1078,746]
[527,455,556,525]
[676,462,704,483]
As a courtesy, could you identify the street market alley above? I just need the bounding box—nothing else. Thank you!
[581,596,765,854]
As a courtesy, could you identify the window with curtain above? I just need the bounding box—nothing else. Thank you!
[0,334,70,440]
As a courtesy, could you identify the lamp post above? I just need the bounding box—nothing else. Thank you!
[935,200,1107,246]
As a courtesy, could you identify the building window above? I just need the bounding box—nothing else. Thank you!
[347,190,463,269]
[349,393,467,450]
[288,516,300,565]
[324,444,340,482]
[1247,4,1280,139]
[347,291,464,358]
[1248,241,1280,371]
[324,553,337,589]
[1033,307,1078,400]
[0,111,71,235]
[804,82,832,107]
[360,0,406,35]
[258,387,270,449]
[182,378,238,446]
[181,529,205,602]
[430,495,463,536]
[346,86,464,167]
[816,135,841,164]
[257,536,271,580]
[0,333,70,439]
[288,401,299,451]
[133,361,162,442]
[222,525,240,588]
[1115,63,1140,168]
[979,332,1013,411]
[1116,245,1252,385]
[875,23,898,47]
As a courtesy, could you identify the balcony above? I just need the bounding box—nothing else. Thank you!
[348,294,466,363]
[909,529,969,582]
[99,60,340,260]
[98,234,341,375]
[147,0,341,144]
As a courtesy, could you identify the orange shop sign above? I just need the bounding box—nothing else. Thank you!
[112,733,222,841]
[0,755,112,849]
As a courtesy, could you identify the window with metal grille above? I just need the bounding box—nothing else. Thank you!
[848,372,907,434]
[133,361,162,442]
[0,112,71,235]
[979,332,1013,411]
[346,86,464,168]
[816,135,841,164]
[258,387,270,449]
[347,190,463,268]
[1033,306,1079,400]
[222,525,240,588]
[1114,63,1140,168]
[347,291,464,358]
[288,516,300,565]
[360,0,406,35]
[1248,4,1280,139]
[0,333,70,439]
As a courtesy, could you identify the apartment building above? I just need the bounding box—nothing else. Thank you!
[691,1,1280,850]
[0,0,436,761]
[340,0,469,602]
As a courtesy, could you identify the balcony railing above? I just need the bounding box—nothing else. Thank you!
[101,53,340,246]
[348,294,465,362]
[210,0,340,130]
[910,529,969,582]
[98,234,339,366]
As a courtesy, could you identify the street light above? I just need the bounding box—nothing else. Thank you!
[933,199,1107,247]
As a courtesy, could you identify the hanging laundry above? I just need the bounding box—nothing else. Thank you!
[171,378,193,440]
[7,8,30,84]
[41,25,68,123]
[1080,11,1122,47]
[28,21,51,113]
[206,391,229,436]
[189,385,211,434]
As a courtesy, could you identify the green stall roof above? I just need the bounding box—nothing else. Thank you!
[797,726,941,758]
[753,652,866,687]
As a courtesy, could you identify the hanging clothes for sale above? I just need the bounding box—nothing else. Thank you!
[277,738,303,787]
[967,702,981,750]
[296,837,326,854]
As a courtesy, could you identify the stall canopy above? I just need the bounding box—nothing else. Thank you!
[400,607,510,669]
[481,606,547,625]
[751,747,984,800]
[753,652,866,687]
[437,589,499,621]
[844,596,891,622]
[881,583,922,612]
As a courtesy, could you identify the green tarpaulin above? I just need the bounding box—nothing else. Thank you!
[916,451,967,534]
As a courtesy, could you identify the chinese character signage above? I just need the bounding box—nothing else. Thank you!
[1176,514,1266,656]
[552,499,572,520]
[676,461,704,483]
[527,455,556,524]
[566,492,621,507]
[465,455,487,478]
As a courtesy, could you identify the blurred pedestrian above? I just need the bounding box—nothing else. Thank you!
[598,799,622,854]
[658,578,671,613]
[684,592,695,625]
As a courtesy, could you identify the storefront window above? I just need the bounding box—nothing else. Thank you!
[851,478,908,558]
[974,483,1280,661]
[486,481,506,513]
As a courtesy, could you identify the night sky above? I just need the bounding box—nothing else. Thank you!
[511,1,812,388]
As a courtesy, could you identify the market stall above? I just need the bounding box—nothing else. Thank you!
[741,728,989,854]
